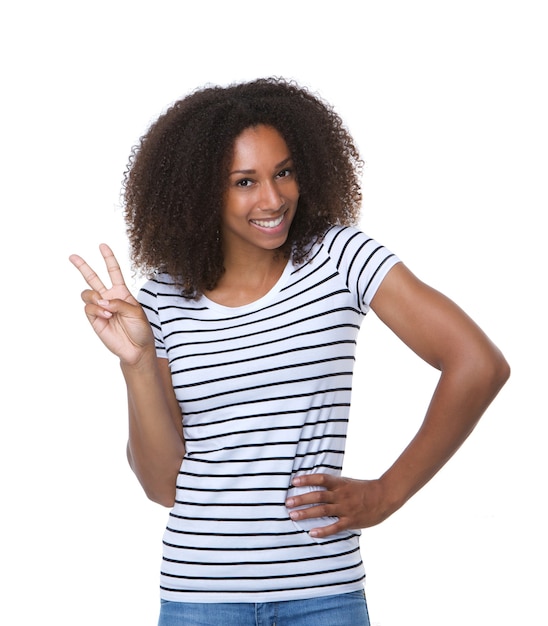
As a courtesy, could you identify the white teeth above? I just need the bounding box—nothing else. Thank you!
[251,214,284,228]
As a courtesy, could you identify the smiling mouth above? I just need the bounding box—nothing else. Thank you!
[250,211,286,229]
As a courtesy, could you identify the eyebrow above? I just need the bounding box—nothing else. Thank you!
[229,156,292,176]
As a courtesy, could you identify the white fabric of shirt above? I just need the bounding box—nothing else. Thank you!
[138,225,400,603]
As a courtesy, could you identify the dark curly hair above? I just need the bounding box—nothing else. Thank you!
[123,77,363,298]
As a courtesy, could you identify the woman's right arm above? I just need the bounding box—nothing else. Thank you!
[70,244,185,507]
[124,353,185,506]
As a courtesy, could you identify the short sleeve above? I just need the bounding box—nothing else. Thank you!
[325,226,401,314]
[137,279,167,359]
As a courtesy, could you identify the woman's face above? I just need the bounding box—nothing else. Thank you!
[221,124,300,259]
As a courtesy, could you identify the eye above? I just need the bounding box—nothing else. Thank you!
[276,168,292,179]
[235,178,254,188]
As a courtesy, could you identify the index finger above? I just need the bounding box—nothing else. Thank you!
[291,473,334,488]
[69,252,107,294]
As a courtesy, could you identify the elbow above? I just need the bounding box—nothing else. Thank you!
[496,353,511,388]
[144,487,176,508]
[139,474,177,507]
[126,442,180,507]
[471,344,511,400]
[442,342,510,407]
[127,451,177,507]
[487,346,511,393]
[138,471,177,507]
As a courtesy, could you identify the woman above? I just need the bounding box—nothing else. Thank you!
[70,78,509,626]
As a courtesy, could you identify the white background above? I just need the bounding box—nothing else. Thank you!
[1,1,546,624]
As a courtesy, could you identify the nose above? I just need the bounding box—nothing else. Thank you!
[258,180,284,212]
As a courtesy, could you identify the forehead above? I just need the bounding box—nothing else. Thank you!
[230,125,290,168]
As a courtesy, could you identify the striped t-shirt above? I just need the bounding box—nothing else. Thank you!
[138,225,400,603]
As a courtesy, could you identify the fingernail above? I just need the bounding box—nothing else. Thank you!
[286,498,294,508]
[309,530,319,537]
[292,476,301,486]
[289,511,299,520]
[97,299,109,306]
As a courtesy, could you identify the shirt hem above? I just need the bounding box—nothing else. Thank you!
[159,580,365,604]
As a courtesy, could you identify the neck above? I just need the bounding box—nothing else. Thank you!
[206,249,288,307]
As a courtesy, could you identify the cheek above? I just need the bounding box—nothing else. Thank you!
[222,193,245,218]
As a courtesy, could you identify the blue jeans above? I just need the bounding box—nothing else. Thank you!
[158,590,370,626]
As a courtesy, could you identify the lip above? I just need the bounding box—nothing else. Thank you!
[249,209,288,232]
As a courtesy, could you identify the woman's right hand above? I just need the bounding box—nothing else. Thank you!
[69,243,155,366]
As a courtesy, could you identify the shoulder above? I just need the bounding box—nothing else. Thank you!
[318,224,360,247]
[137,273,180,307]
[313,225,401,311]
[319,225,395,265]
[300,225,365,260]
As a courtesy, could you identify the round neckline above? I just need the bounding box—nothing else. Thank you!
[201,259,294,313]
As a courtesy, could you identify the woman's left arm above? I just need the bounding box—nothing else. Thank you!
[286,263,510,537]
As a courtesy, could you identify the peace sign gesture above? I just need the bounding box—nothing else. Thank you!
[69,244,155,366]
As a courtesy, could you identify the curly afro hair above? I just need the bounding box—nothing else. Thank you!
[123,77,363,298]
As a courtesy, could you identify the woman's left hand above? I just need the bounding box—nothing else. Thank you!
[285,473,394,538]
